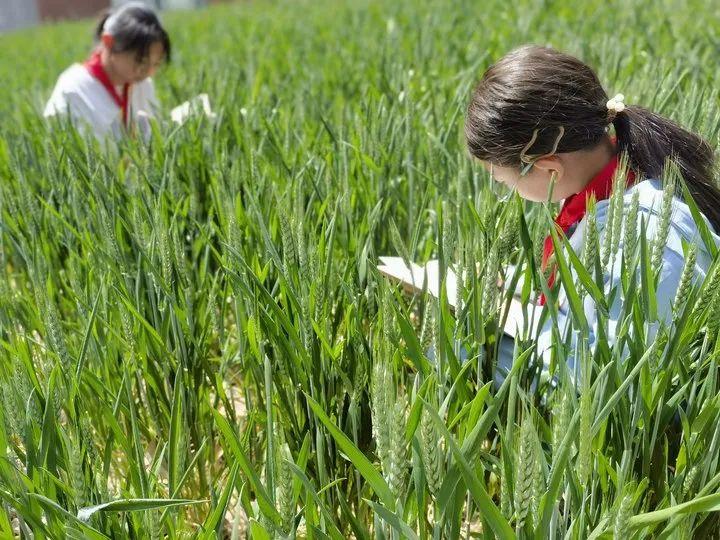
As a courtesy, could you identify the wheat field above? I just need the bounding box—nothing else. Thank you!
[1,0,720,537]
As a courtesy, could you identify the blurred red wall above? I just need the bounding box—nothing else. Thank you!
[36,0,110,22]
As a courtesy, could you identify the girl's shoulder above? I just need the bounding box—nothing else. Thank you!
[626,178,665,211]
[588,178,719,258]
[54,63,97,94]
[624,178,717,246]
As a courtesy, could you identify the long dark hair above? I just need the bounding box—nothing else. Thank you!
[94,3,171,63]
[465,45,720,231]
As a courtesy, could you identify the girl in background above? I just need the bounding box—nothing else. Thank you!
[44,2,171,140]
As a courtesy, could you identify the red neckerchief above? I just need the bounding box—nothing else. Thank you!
[539,154,636,305]
[84,49,130,127]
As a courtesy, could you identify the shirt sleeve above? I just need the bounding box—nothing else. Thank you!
[44,89,102,138]
[44,88,90,119]
[131,79,160,140]
[136,78,160,117]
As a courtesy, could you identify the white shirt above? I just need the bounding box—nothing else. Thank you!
[44,63,158,140]
[497,179,719,386]
[540,178,719,377]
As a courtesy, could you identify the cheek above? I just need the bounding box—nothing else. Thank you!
[116,58,136,76]
[489,166,521,188]
[514,184,547,202]
[488,164,557,202]
[515,172,554,202]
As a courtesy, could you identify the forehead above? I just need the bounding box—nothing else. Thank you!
[120,41,165,63]
[117,42,165,64]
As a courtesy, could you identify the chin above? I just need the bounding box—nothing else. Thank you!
[518,192,547,203]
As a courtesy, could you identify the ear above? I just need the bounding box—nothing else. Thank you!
[101,33,114,50]
[532,155,564,181]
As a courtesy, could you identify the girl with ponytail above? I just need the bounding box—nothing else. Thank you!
[465,45,720,378]
[44,2,171,140]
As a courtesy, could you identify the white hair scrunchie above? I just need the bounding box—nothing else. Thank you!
[606,93,626,122]
[606,93,625,112]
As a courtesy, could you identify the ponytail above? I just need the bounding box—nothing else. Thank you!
[94,10,111,42]
[613,107,720,231]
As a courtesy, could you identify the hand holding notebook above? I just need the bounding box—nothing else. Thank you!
[377,256,539,339]
[170,93,216,124]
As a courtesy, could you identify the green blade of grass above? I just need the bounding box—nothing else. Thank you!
[304,393,395,508]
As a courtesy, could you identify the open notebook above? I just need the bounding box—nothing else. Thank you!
[170,93,217,124]
[377,256,539,339]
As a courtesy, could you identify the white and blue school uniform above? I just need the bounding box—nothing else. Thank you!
[497,177,720,386]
